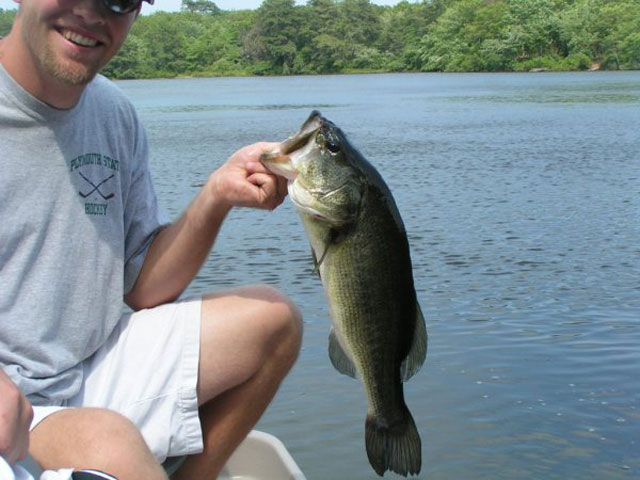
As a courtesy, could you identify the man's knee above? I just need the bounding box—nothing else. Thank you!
[69,410,149,465]
[198,284,303,400]
[30,408,167,480]
[251,284,303,365]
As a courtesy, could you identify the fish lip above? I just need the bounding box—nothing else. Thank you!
[280,124,321,155]
[261,112,323,179]
[259,153,298,180]
[280,111,324,155]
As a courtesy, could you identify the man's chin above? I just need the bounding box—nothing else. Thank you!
[51,62,98,86]
[43,52,100,86]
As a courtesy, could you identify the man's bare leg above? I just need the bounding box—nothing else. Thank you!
[29,408,168,480]
[172,285,303,479]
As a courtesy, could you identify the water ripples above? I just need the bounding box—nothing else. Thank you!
[119,72,640,479]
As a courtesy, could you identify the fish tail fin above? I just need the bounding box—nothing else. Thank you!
[365,410,422,477]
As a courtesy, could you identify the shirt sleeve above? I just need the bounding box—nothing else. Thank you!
[122,120,168,295]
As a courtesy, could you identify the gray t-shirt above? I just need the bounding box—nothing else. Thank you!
[0,65,164,405]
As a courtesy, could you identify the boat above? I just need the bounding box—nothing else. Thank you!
[218,430,306,480]
[20,430,306,480]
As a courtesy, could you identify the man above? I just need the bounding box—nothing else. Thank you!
[0,0,303,478]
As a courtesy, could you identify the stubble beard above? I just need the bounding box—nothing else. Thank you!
[40,41,101,86]
[21,13,103,87]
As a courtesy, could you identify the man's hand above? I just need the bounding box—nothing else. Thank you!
[125,141,289,310]
[206,142,288,211]
[0,369,33,465]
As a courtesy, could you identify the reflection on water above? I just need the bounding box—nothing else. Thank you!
[118,72,640,479]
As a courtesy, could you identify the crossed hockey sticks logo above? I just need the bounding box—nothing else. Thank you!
[78,171,115,200]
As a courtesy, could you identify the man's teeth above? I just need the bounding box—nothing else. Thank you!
[62,29,98,47]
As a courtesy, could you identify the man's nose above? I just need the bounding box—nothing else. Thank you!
[69,0,108,26]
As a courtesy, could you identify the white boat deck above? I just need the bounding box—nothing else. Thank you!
[19,431,305,480]
[218,430,306,480]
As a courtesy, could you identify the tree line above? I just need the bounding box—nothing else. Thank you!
[1,0,638,79]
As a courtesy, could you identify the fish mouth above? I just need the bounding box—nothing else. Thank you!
[260,111,323,179]
[259,153,297,180]
[280,111,323,155]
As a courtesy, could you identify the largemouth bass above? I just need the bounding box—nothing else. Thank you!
[261,111,427,477]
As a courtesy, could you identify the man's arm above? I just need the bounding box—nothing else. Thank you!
[0,369,33,465]
[124,142,286,311]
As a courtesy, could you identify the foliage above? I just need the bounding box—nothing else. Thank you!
[0,8,16,37]
[181,0,221,15]
[0,0,638,77]
[254,0,301,73]
[418,0,640,72]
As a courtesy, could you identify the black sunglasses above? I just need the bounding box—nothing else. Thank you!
[102,0,154,14]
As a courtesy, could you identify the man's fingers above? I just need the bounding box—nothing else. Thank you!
[240,142,281,166]
[245,161,267,175]
[247,173,286,209]
[246,155,289,200]
[0,373,33,465]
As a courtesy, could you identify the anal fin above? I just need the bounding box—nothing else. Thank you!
[400,302,428,382]
[328,327,357,378]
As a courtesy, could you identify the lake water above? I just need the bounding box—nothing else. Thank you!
[117,72,640,480]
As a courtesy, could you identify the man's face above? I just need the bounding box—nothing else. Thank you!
[17,0,138,86]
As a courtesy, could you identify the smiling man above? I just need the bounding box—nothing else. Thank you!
[0,0,302,479]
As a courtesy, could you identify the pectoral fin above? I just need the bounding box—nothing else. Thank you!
[312,244,330,276]
[400,302,427,382]
[328,328,357,378]
[311,228,344,276]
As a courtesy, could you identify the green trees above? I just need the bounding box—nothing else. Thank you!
[0,0,638,77]
[376,1,438,70]
[102,34,151,78]
[417,0,640,72]
[299,0,343,71]
[595,0,640,70]
[181,0,221,15]
[419,0,567,72]
[254,0,300,73]
[0,8,16,37]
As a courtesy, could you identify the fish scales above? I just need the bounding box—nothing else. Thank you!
[261,111,427,477]
[319,193,416,411]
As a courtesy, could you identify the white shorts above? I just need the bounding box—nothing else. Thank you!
[30,297,203,463]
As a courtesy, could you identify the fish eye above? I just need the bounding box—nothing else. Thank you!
[326,141,340,154]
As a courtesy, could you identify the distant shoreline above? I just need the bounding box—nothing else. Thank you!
[111,67,637,82]
[3,0,639,80]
